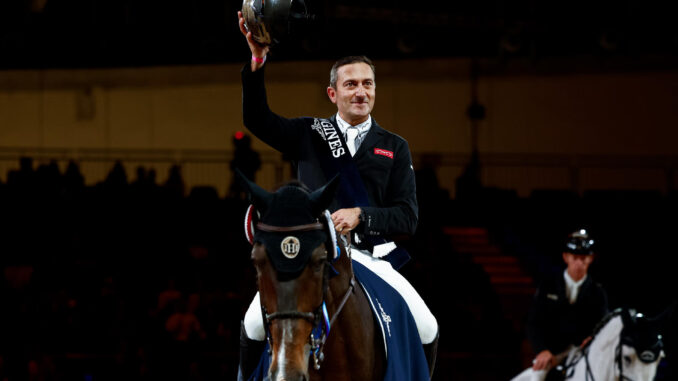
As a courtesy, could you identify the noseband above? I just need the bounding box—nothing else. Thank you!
[257,220,356,370]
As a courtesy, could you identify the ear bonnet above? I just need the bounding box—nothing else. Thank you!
[240,173,340,278]
[621,310,665,363]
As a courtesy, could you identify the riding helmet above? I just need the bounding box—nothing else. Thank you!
[564,229,595,255]
[241,0,313,46]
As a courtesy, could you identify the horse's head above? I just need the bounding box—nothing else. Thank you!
[240,172,340,381]
[616,306,668,380]
[568,305,672,381]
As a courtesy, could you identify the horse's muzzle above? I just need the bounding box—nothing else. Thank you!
[270,370,308,381]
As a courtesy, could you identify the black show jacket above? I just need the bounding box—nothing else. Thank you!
[527,272,609,355]
[241,64,418,239]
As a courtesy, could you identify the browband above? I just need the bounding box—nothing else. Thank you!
[256,222,324,233]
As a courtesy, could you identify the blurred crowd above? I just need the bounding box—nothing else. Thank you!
[1,157,675,380]
[0,157,256,380]
[0,157,512,380]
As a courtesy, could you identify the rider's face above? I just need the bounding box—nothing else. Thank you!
[563,252,594,281]
[327,62,375,125]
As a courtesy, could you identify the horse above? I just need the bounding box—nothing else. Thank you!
[511,307,670,381]
[240,174,385,381]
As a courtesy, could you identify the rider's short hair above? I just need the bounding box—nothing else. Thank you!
[329,56,375,89]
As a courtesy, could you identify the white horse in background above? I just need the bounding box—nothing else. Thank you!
[511,308,668,381]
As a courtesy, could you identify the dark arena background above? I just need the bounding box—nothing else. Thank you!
[1,0,678,380]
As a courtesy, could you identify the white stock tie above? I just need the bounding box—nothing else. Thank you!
[346,127,359,156]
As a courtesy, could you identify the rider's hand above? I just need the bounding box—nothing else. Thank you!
[237,11,269,72]
[331,208,361,235]
[532,350,554,371]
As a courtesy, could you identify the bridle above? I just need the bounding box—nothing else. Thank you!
[614,342,635,381]
[256,220,356,370]
[560,311,652,381]
[563,340,637,381]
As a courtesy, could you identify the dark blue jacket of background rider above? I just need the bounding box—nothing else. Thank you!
[527,273,609,355]
[241,65,418,242]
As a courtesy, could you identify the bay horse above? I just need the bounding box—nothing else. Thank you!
[241,174,385,381]
[511,306,670,381]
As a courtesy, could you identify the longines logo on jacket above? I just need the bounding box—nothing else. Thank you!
[312,118,346,158]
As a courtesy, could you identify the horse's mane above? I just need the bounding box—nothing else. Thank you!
[591,308,624,338]
[580,308,625,354]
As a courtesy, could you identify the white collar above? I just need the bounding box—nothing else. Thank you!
[335,113,372,135]
[564,269,587,304]
[564,269,587,287]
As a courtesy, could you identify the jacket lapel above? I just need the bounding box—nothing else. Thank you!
[328,115,385,159]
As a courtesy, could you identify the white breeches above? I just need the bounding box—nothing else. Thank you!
[244,247,439,345]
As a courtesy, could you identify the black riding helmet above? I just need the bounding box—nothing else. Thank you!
[241,0,313,46]
[564,229,595,255]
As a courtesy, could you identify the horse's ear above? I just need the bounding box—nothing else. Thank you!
[309,174,340,216]
[650,299,677,329]
[621,306,634,327]
[234,168,272,212]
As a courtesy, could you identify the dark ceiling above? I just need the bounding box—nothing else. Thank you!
[1,0,677,70]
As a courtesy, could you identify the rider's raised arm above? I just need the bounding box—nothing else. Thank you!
[239,37,307,159]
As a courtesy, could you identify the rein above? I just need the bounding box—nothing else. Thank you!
[257,221,356,370]
[559,311,637,381]
[569,341,635,381]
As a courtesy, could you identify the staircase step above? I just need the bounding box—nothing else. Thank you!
[454,245,502,255]
[449,236,491,245]
[495,285,537,296]
[472,256,519,265]
[489,276,534,285]
[482,266,527,276]
[444,226,537,331]
[442,226,488,237]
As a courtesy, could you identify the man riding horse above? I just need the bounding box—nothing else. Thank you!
[526,229,609,381]
[237,3,439,380]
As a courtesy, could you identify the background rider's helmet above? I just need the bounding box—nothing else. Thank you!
[241,0,313,46]
[563,229,595,255]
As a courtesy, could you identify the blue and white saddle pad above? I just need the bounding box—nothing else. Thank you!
[245,259,429,381]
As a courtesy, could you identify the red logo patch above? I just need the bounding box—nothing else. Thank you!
[374,148,394,159]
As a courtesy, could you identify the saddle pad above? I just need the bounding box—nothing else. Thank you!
[352,260,430,381]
